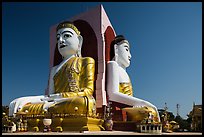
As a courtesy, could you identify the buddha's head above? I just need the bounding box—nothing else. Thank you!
[56,21,83,59]
[110,35,131,68]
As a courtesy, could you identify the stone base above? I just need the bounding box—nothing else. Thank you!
[27,117,104,132]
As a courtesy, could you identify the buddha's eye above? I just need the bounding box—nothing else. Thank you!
[64,34,72,38]
[56,35,60,40]
[126,48,129,51]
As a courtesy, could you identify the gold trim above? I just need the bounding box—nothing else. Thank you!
[57,23,80,35]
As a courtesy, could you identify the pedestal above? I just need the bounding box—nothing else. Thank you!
[51,116,104,132]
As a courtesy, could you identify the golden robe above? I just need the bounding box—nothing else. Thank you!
[119,82,133,96]
[20,57,96,116]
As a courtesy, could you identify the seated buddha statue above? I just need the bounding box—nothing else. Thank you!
[106,35,160,123]
[9,21,96,118]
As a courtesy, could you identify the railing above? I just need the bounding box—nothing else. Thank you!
[138,124,162,134]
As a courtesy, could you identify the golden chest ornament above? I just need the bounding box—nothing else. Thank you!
[54,57,82,93]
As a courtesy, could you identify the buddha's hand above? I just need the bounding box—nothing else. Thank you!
[49,93,62,98]
[41,93,62,102]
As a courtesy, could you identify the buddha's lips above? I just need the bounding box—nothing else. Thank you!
[60,45,67,48]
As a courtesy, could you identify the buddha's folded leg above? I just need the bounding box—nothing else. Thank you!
[123,106,160,123]
[48,95,96,116]
[20,103,44,115]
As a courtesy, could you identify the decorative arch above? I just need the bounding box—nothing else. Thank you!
[74,20,98,98]
[104,26,116,62]
[104,26,115,102]
[73,20,98,68]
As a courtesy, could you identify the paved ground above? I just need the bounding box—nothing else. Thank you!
[2,131,202,135]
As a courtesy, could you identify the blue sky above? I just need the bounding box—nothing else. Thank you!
[2,2,202,119]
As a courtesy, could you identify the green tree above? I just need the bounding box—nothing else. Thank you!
[168,112,175,121]
[158,109,175,122]
[2,105,10,126]
[174,115,189,131]
[2,105,9,116]
[186,114,192,131]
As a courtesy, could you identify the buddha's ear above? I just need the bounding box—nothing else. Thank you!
[77,35,83,57]
[78,35,83,47]
[114,44,118,62]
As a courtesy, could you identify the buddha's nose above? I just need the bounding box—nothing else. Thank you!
[129,54,132,60]
[60,41,64,44]
[59,37,65,44]
[60,40,64,44]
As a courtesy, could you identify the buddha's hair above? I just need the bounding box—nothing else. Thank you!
[112,35,126,45]
[56,21,80,35]
[110,35,128,60]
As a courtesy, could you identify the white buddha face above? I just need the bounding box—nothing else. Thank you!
[116,41,131,68]
[57,27,82,59]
